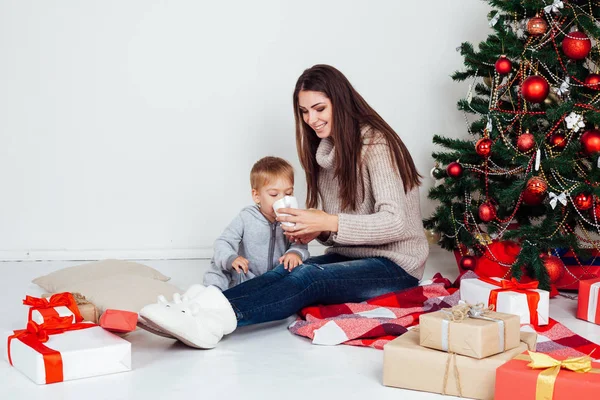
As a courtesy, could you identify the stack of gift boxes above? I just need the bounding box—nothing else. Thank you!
[383,276,600,399]
[4,293,139,384]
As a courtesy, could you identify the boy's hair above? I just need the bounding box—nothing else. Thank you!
[250,157,294,189]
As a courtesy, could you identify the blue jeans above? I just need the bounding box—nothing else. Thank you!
[223,253,419,327]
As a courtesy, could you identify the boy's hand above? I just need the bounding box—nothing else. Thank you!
[232,256,249,274]
[278,252,303,271]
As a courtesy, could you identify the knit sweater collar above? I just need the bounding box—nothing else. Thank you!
[316,137,335,170]
[315,125,374,170]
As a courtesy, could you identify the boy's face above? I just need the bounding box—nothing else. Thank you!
[252,176,294,222]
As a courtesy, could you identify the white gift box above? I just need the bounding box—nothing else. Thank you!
[459,277,549,326]
[4,324,131,384]
[30,306,75,325]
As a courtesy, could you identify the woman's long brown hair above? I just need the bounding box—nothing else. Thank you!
[293,64,422,211]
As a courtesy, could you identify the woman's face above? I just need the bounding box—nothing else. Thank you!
[297,90,333,139]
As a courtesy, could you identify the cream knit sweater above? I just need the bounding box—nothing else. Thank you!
[315,127,429,280]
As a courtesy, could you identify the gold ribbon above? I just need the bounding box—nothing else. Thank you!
[515,351,599,400]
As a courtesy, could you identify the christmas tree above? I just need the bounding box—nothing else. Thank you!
[425,0,600,290]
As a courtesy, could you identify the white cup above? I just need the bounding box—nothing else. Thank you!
[273,196,299,227]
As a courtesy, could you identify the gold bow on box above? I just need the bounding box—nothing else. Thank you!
[517,351,598,400]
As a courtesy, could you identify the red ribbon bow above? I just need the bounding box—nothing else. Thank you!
[479,277,541,326]
[7,316,96,384]
[498,278,539,291]
[23,293,83,323]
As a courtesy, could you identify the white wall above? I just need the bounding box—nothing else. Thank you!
[0,0,492,260]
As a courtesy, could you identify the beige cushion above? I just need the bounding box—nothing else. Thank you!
[32,259,170,293]
[49,274,181,313]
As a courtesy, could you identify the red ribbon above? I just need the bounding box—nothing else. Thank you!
[478,277,541,326]
[23,293,83,323]
[7,316,96,384]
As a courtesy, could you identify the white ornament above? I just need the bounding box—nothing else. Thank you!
[565,112,585,132]
[549,192,567,209]
[544,0,564,14]
[489,12,500,27]
[535,149,541,171]
[555,77,570,97]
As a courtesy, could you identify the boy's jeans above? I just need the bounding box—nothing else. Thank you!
[223,253,419,326]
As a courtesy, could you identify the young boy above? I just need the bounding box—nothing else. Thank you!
[203,156,309,291]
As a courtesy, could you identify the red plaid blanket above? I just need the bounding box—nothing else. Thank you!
[288,277,600,359]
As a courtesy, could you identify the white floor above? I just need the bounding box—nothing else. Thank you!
[1,248,600,400]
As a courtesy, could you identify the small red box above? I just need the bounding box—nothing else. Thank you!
[99,309,138,333]
[495,352,600,399]
[577,278,600,325]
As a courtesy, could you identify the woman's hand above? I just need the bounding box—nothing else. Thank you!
[277,208,338,244]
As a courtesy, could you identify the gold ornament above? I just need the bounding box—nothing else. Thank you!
[544,90,561,106]
[483,75,493,88]
[424,228,441,245]
[474,232,493,245]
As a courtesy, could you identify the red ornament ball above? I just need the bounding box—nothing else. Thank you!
[574,192,593,210]
[581,129,600,155]
[517,133,536,152]
[460,255,477,271]
[562,31,592,60]
[527,16,548,36]
[478,202,496,222]
[523,177,547,205]
[495,56,512,75]
[476,138,493,157]
[446,162,463,178]
[585,74,600,89]
[549,133,567,150]
[522,75,549,103]
[540,254,564,284]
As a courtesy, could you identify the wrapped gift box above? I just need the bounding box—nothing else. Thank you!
[460,277,549,326]
[4,320,131,384]
[383,330,537,400]
[577,278,600,325]
[24,293,83,325]
[419,306,521,359]
[553,248,600,290]
[495,351,600,399]
[99,309,138,333]
[41,292,100,324]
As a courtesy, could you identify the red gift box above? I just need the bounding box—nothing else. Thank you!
[24,293,83,325]
[495,351,600,400]
[577,278,600,325]
[99,309,138,333]
[553,249,600,290]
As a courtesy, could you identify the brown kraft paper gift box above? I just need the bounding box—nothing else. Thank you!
[419,309,521,359]
[383,329,537,400]
[42,292,100,323]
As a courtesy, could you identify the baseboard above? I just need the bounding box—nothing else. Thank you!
[0,244,327,262]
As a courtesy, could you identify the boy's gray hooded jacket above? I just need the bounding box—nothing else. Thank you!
[203,205,310,291]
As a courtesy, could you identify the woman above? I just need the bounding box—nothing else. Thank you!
[139,65,428,349]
